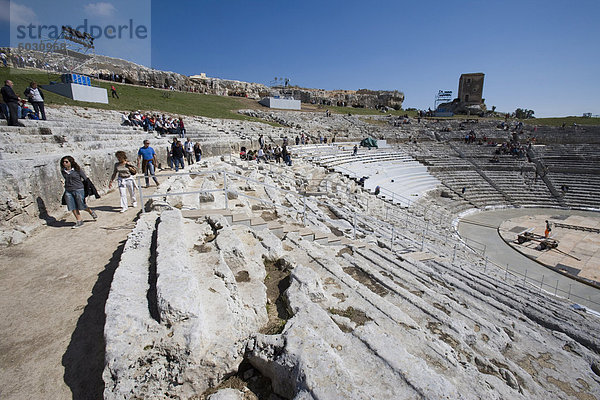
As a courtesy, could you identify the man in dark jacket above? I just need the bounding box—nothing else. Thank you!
[1,80,24,126]
[171,140,185,171]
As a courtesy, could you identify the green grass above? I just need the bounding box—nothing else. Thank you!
[0,68,271,123]
[319,104,418,117]
[5,68,597,127]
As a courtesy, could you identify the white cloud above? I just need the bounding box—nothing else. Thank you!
[6,1,39,25]
[84,2,116,17]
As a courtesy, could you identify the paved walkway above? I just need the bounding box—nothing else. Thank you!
[458,207,600,310]
[0,189,139,400]
[499,214,600,284]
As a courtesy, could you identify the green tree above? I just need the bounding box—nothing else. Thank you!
[515,108,535,119]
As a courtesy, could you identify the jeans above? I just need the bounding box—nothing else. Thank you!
[173,157,185,171]
[143,160,160,186]
[186,151,194,165]
[31,101,46,120]
[64,189,87,211]
[0,103,8,120]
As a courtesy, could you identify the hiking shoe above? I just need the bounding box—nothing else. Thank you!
[72,220,83,229]
[120,208,128,213]
[90,210,98,219]
[132,202,138,208]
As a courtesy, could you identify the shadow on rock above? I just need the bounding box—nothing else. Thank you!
[36,196,71,228]
[62,239,126,400]
[93,205,122,213]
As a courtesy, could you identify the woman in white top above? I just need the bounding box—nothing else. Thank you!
[24,81,46,120]
[257,147,267,163]
[108,151,138,212]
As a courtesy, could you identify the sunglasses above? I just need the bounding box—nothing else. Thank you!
[62,160,70,164]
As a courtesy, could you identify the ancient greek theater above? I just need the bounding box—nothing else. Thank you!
[2,44,600,399]
[1,100,599,399]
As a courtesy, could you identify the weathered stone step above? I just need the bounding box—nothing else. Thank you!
[180,208,361,246]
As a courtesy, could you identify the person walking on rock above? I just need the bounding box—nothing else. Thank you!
[544,220,552,238]
[60,155,97,228]
[282,144,291,166]
[24,81,46,120]
[193,141,202,162]
[184,137,194,165]
[171,140,185,171]
[137,140,160,187]
[109,151,138,212]
[1,79,24,127]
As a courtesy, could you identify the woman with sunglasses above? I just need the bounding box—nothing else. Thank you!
[60,156,97,228]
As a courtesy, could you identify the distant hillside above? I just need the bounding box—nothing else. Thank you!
[0,68,267,122]
[2,47,404,110]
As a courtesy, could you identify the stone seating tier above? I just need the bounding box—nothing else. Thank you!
[313,151,413,167]
[103,164,600,398]
[548,173,600,209]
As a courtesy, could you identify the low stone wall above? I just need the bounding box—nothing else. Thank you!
[0,151,116,244]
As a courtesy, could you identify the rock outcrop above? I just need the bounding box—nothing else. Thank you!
[103,209,271,399]
[3,47,403,108]
[276,87,404,110]
[103,157,600,399]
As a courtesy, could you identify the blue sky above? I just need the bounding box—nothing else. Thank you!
[2,0,599,117]
[2,0,151,66]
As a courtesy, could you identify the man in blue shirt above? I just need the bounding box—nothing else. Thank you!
[137,140,160,187]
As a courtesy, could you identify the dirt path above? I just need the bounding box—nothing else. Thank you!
[0,189,141,400]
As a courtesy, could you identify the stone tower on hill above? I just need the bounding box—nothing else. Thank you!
[458,72,485,105]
